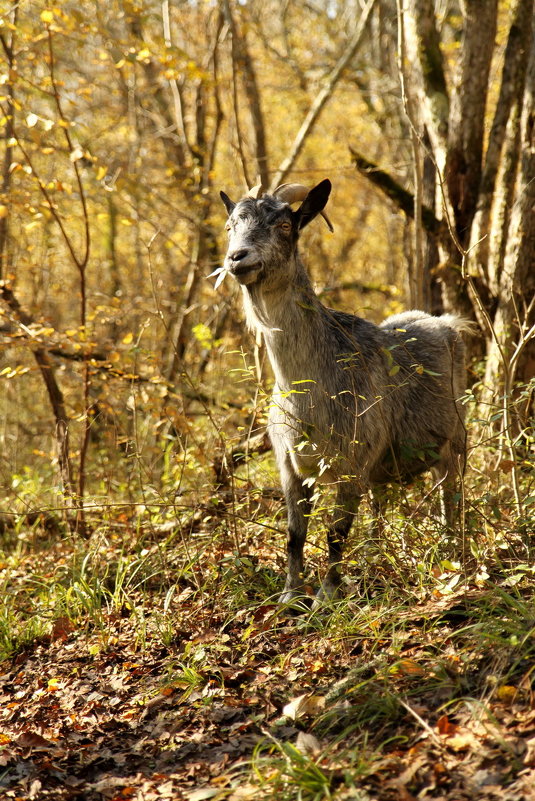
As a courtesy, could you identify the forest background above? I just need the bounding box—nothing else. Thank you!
[0,1,534,800]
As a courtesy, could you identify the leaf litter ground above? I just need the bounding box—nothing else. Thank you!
[1,529,535,801]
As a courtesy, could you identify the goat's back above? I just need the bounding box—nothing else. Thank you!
[268,307,467,488]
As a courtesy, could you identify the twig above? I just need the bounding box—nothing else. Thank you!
[398,697,443,748]
[271,0,377,189]
[349,148,441,237]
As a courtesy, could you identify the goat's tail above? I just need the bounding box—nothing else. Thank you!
[440,314,478,337]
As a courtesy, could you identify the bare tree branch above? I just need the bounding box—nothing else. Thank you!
[222,0,270,189]
[161,0,191,160]
[350,147,442,237]
[270,0,377,189]
[1,283,75,503]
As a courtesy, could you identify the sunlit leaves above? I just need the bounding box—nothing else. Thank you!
[40,10,55,25]
[0,365,30,379]
[25,112,39,128]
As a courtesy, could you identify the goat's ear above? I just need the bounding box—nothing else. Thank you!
[220,191,236,216]
[295,180,332,230]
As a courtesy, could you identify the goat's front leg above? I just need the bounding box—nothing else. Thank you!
[317,485,360,602]
[278,461,313,604]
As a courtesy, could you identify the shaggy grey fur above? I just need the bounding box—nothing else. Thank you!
[219,180,468,603]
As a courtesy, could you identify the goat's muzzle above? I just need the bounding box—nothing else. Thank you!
[226,248,263,285]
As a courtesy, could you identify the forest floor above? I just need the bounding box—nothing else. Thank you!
[1,502,535,801]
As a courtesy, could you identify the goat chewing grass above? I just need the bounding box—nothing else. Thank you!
[217,180,468,605]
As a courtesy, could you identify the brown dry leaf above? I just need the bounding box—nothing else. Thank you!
[156,780,176,797]
[227,785,258,800]
[50,616,75,642]
[27,778,42,799]
[396,658,426,677]
[185,789,221,801]
[524,736,535,767]
[517,709,535,734]
[436,715,458,736]
[16,731,55,749]
[496,684,518,704]
[446,731,478,752]
[283,693,326,720]
[498,459,516,472]
[295,731,322,756]
[0,747,16,767]
[386,753,428,798]
[114,787,136,799]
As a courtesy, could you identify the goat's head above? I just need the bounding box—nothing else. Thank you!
[218,180,332,288]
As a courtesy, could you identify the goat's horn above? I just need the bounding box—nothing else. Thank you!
[272,183,309,203]
[273,183,334,232]
[247,182,264,199]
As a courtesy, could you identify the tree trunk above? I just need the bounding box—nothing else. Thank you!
[483,20,535,419]
[0,2,18,280]
[222,0,270,189]
[1,285,75,506]
[467,0,534,287]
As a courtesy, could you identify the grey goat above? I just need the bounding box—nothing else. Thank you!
[219,179,468,603]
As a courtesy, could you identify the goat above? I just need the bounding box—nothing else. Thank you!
[218,179,468,603]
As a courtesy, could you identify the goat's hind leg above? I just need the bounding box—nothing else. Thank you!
[316,484,360,602]
[278,460,313,604]
[433,440,465,529]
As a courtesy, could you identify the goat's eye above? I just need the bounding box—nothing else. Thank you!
[279,221,292,233]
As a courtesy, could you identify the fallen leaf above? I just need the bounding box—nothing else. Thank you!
[185,790,221,801]
[498,459,515,472]
[27,778,42,799]
[283,693,325,721]
[446,731,478,752]
[395,659,426,677]
[295,731,322,756]
[51,616,74,642]
[91,776,130,793]
[227,785,258,800]
[16,732,55,749]
[496,685,518,703]
[436,715,458,736]
[524,736,535,767]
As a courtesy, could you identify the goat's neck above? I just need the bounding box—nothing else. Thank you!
[242,261,327,388]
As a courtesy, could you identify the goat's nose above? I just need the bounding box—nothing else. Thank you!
[229,248,250,262]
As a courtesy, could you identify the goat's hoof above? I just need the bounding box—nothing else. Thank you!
[311,596,325,612]
[312,579,341,609]
[278,588,312,611]
[279,588,302,604]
